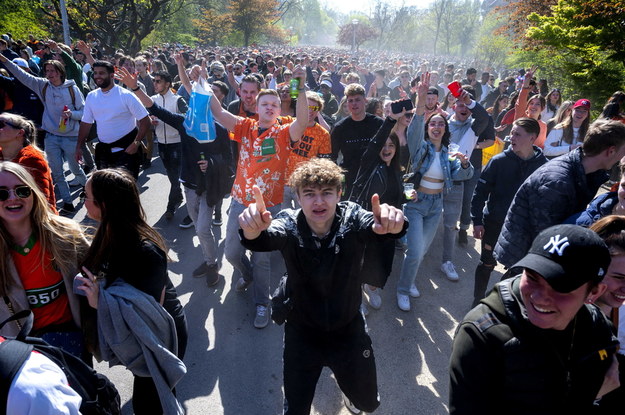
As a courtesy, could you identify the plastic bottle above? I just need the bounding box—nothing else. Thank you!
[289,78,299,99]
[59,105,69,132]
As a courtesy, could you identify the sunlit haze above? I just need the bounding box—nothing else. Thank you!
[322,0,433,15]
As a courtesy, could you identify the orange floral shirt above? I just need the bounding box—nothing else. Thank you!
[231,117,293,207]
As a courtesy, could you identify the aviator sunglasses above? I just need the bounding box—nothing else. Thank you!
[0,185,32,201]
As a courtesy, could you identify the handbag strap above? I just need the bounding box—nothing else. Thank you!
[405,146,428,178]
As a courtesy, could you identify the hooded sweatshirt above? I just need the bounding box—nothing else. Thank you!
[2,59,84,136]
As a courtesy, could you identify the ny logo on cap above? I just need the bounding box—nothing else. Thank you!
[544,235,569,256]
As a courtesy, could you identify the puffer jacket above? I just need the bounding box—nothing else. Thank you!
[450,276,619,415]
[471,146,547,226]
[565,191,618,228]
[494,147,608,267]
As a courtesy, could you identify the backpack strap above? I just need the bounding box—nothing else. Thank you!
[0,339,34,414]
[41,82,76,108]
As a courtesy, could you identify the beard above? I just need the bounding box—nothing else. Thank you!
[96,76,112,89]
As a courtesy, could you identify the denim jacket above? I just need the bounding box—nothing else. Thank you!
[406,113,473,192]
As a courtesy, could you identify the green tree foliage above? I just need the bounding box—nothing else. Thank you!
[0,0,49,39]
[39,0,188,55]
[524,0,625,108]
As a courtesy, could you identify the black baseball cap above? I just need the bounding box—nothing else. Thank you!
[514,224,610,293]
[427,87,439,96]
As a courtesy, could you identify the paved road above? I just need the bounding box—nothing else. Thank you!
[72,157,507,414]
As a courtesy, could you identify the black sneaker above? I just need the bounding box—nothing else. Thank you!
[458,229,468,247]
[179,215,193,229]
[192,262,209,278]
[206,264,220,287]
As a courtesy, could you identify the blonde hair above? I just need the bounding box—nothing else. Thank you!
[0,162,87,296]
[0,112,38,147]
[305,91,324,111]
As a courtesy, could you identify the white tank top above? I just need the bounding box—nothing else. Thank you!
[420,152,444,189]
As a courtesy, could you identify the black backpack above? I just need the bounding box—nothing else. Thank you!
[0,310,121,415]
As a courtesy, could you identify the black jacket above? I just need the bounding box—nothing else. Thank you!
[349,117,403,210]
[450,276,618,415]
[147,103,232,195]
[471,146,547,227]
[241,202,407,331]
[494,148,608,267]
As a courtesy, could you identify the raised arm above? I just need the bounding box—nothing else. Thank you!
[288,66,309,142]
[76,40,96,66]
[174,53,192,95]
[115,67,154,108]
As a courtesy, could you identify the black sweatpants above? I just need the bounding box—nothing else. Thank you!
[283,314,380,415]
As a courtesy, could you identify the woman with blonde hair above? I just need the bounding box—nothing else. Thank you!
[0,112,56,212]
[0,161,89,357]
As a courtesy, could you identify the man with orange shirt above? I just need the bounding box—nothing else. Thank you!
[209,66,309,329]
[283,91,331,208]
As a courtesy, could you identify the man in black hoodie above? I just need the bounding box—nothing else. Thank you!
[470,118,547,307]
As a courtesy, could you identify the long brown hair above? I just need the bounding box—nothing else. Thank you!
[0,162,86,296]
[82,169,167,273]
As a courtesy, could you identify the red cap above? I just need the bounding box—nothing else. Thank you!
[573,99,591,110]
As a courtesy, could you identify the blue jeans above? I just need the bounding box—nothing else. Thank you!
[397,193,443,295]
[158,142,183,211]
[460,167,481,230]
[45,133,86,204]
[224,200,282,306]
[184,187,217,266]
[442,183,463,263]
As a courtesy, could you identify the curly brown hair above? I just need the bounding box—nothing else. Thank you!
[288,158,344,194]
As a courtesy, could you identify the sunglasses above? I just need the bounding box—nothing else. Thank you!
[0,120,19,129]
[0,185,32,201]
[308,105,321,111]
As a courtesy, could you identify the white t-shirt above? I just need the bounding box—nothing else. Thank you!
[8,349,82,414]
[82,84,149,143]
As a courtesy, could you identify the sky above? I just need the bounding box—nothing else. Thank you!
[322,0,434,15]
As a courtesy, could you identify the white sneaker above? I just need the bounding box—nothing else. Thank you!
[360,301,369,317]
[342,392,362,414]
[441,261,459,281]
[397,293,411,311]
[364,284,382,309]
[254,305,270,329]
[409,284,420,298]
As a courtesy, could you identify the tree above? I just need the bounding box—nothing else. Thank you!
[493,0,557,47]
[519,0,625,109]
[193,6,233,46]
[430,0,453,54]
[336,19,378,52]
[38,0,189,55]
[0,0,50,39]
[228,0,282,47]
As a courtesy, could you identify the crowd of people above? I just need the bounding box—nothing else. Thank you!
[1,31,625,414]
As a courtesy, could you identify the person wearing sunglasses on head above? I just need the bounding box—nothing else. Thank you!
[0,161,91,359]
[282,91,332,210]
[0,113,56,213]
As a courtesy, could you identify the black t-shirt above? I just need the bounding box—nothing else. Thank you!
[331,114,384,191]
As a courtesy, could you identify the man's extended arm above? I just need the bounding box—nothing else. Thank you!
[288,66,309,143]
